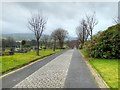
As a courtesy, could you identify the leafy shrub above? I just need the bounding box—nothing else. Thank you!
[84,24,120,59]
[3,49,14,56]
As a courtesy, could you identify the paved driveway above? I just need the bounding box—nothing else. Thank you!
[1,50,65,88]
[64,49,98,88]
[13,50,73,88]
[2,49,99,88]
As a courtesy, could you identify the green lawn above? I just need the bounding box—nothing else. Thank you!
[80,49,119,89]
[1,49,61,74]
[89,58,118,89]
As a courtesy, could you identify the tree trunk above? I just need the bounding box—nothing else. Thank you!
[81,43,83,49]
[53,40,56,51]
[59,41,63,49]
[45,43,47,50]
[90,29,92,41]
[83,27,85,45]
[37,39,39,56]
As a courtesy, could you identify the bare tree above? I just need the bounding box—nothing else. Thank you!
[113,17,120,24]
[76,19,88,48]
[28,13,47,56]
[51,28,68,50]
[55,28,68,49]
[86,12,98,40]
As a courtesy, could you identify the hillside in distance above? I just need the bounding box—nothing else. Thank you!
[2,33,35,41]
[2,33,77,41]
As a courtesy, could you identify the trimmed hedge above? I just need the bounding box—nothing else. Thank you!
[84,24,120,59]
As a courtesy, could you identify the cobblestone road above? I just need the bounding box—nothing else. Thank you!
[13,50,73,88]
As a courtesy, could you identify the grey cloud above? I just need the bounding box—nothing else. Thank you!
[2,2,118,37]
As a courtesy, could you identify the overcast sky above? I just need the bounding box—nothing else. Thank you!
[2,2,118,37]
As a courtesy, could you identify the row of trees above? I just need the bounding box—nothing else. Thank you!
[76,12,98,48]
[1,12,100,56]
[2,32,68,49]
[28,13,68,55]
[1,13,69,56]
[2,37,18,50]
[76,12,120,59]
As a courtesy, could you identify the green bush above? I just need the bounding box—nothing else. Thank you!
[84,24,120,59]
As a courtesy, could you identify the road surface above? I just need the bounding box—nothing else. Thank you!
[2,49,99,88]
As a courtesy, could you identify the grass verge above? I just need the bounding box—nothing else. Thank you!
[1,49,61,74]
[80,49,89,57]
[80,49,118,89]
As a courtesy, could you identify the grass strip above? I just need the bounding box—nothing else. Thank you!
[80,49,118,89]
[1,49,61,74]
